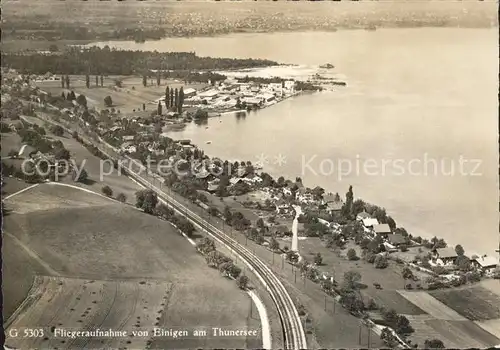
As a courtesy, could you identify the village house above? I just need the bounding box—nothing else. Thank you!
[183,88,197,98]
[120,142,136,154]
[432,247,458,265]
[386,233,407,247]
[373,223,392,237]
[471,255,499,274]
[229,177,244,186]
[317,218,331,228]
[362,217,380,229]
[207,179,220,193]
[242,173,262,184]
[356,211,372,221]
[122,135,135,142]
[275,200,291,214]
[325,201,343,214]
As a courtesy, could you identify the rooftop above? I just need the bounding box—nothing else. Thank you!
[373,223,391,234]
[472,255,499,268]
[435,247,458,259]
[387,233,406,246]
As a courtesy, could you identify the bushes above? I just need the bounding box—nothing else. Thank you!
[374,255,389,269]
[116,193,127,203]
[51,125,64,136]
[102,185,113,197]
[347,248,358,261]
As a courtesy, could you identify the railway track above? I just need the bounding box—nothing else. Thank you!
[122,157,307,350]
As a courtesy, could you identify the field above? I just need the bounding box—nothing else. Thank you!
[3,184,260,348]
[429,286,500,321]
[404,315,500,348]
[296,237,425,315]
[398,290,500,347]
[397,291,466,321]
[36,76,207,114]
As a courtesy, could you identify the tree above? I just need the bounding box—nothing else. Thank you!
[102,185,113,197]
[49,44,59,52]
[61,75,65,88]
[116,193,127,203]
[100,75,104,87]
[269,237,279,251]
[256,218,265,229]
[341,185,353,219]
[170,92,174,110]
[72,131,78,139]
[142,75,147,87]
[96,75,99,86]
[72,168,88,183]
[51,125,64,136]
[65,75,70,89]
[54,147,70,160]
[135,189,158,214]
[347,248,358,261]
[343,270,361,290]
[174,88,179,109]
[178,86,184,114]
[85,74,90,88]
[402,267,414,280]
[165,87,170,108]
[156,70,161,86]
[455,244,465,256]
[386,216,397,231]
[374,255,389,269]
[157,101,162,115]
[340,290,364,313]
[314,253,323,265]
[455,255,471,271]
[104,95,113,107]
[76,94,87,107]
[424,339,445,349]
[237,275,249,290]
[396,315,414,335]
[380,327,398,348]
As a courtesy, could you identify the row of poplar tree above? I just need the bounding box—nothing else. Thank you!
[158,86,185,115]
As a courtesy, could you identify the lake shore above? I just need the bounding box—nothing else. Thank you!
[2,1,497,52]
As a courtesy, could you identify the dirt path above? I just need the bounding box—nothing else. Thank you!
[4,231,60,277]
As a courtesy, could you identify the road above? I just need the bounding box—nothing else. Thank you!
[34,109,308,350]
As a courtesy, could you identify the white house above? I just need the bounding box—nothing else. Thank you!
[362,218,379,228]
[183,88,197,98]
[356,211,372,221]
[472,255,499,274]
[317,218,330,227]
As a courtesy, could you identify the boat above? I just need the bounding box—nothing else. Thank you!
[206,141,212,144]
[319,63,335,69]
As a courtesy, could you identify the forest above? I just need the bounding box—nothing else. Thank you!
[1,46,279,76]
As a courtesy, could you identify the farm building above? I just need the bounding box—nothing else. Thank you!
[183,88,197,98]
[229,177,244,185]
[356,211,372,221]
[386,233,407,246]
[472,255,499,273]
[373,223,392,237]
[432,247,458,265]
[362,218,380,228]
[326,201,343,214]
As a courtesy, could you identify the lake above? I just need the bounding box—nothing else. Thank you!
[92,28,499,256]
